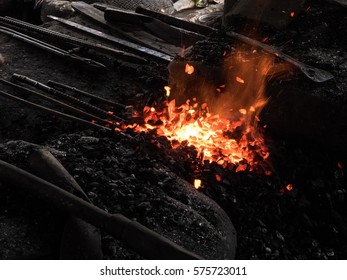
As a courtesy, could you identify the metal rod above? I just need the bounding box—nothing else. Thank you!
[0,159,202,260]
[71,1,173,56]
[0,78,116,128]
[0,16,147,64]
[47,16,173,63]
[12,73,125,123]
[47,80,131,111]
[0,90,112,131]
[0,25,107,72]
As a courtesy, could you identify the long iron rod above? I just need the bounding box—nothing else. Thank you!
[0,90,111,131]
[0,25,106,71]
[47,80,131,111]
[0,78,116,128]
[48,15,173,63]
[0,16,147,64]
[12,74,125,123]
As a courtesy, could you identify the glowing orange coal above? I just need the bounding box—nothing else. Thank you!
[128,51,276,175]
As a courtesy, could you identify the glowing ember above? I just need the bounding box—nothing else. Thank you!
[164,86,171,97]
[286,184,294,191]
[132,96,270,173]
[261,37,269,43]
[290,12,295,17]
[126,50,276,175]
[236,76,245,84]
[185,64,195,75]
[194,179,202,189]
[239,109,247,115]
[215,174,222,182]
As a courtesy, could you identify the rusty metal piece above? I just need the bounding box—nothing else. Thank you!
[0,159,203,260]
[0,89,111,131]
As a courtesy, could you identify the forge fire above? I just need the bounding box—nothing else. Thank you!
[0,0,346,264]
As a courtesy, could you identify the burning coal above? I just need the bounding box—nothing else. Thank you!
[127,48,276,176]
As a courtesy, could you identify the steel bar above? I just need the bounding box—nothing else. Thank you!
[136,6,214,36]
[136,7,334,82]
[0,25,106,72]
[0,16,147,64]
[0,159,202,260]
[104,7,204,47]
[0,90,111,131]
[48,15,173,63]
[0,78,116,128]
[71,1,172,55]
[47,80,132,112]
[12,73,125,123]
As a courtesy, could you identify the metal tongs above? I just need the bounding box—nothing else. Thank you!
[0,25,107,71]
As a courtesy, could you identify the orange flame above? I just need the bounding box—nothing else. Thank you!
[128,50,277,175]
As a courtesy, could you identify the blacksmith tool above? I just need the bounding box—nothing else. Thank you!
[47,15,174,63]
[0,16,147,64]
[70,1,172,55]
[136,7,334,83]
[0,78,117,129]
[103,7,204,47]
[0,25,106,71]
[0,90,111,131]
[12,73,126,123]
[47,80,133,112]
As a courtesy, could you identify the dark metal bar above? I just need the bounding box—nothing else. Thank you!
[48,15,173,63]
[12,73,125,123]
[135,6,215,36]
[0,25,107,72]
[0,90,112,131]
[0,159,203,260]
[0,78,116,128]
[0,16,147,64]
[71,1,172,55]
[47,80,132,112]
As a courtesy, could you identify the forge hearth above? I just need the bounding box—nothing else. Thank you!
[0,0,346,260]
